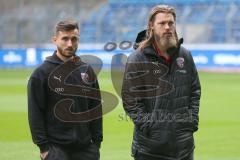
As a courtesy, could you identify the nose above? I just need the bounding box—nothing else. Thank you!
[164,23,170,30]
[67,40,73,47]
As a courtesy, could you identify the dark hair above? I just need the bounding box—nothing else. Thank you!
[54,20,79,35]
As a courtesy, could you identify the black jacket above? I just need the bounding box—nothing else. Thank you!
[28,52,102,152]
[122,45,201,159]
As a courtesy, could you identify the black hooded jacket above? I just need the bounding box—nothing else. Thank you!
[27,52,102,152]
[122,44,201,159]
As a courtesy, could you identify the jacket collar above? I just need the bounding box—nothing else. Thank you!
[45,51,64,65]
[141,45,158,57]
[141,44,181,66]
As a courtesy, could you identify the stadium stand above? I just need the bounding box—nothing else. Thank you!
[0,0,240,47]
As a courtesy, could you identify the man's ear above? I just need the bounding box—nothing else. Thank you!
[149,21,153,29]
[52,36,57,44]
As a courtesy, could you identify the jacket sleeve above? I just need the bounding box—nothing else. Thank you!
[189,53,201,132]
[88,67,103,147]
[121,55,151,133]
[27,77,49,152]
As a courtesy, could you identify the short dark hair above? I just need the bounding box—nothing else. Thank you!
[54,20,79,35]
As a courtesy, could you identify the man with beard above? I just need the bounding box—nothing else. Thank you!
[122,5,201,160]
[27,20,102,160]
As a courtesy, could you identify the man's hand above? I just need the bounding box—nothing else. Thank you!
[40,151,49,160]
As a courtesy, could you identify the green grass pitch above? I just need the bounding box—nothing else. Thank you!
[0,69,240,160]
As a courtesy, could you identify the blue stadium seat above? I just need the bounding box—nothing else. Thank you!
[80,0,239,43]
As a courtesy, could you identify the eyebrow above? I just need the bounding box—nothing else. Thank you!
[61,35,79,38]
[157,20,174,23]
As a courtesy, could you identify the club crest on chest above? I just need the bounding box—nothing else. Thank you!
[176,57,184,69]
[81,73,90,84]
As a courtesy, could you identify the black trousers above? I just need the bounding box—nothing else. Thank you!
[42,143,100,160]
[134,152,194,160]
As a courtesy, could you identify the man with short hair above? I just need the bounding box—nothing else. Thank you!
[122,5,201,160]
[28,20,102,160]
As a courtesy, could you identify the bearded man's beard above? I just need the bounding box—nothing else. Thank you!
[159,33,178,50]
[57,46,77,58]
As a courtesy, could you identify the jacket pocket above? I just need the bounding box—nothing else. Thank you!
[175,107,197,132]
[137,129,174,156]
